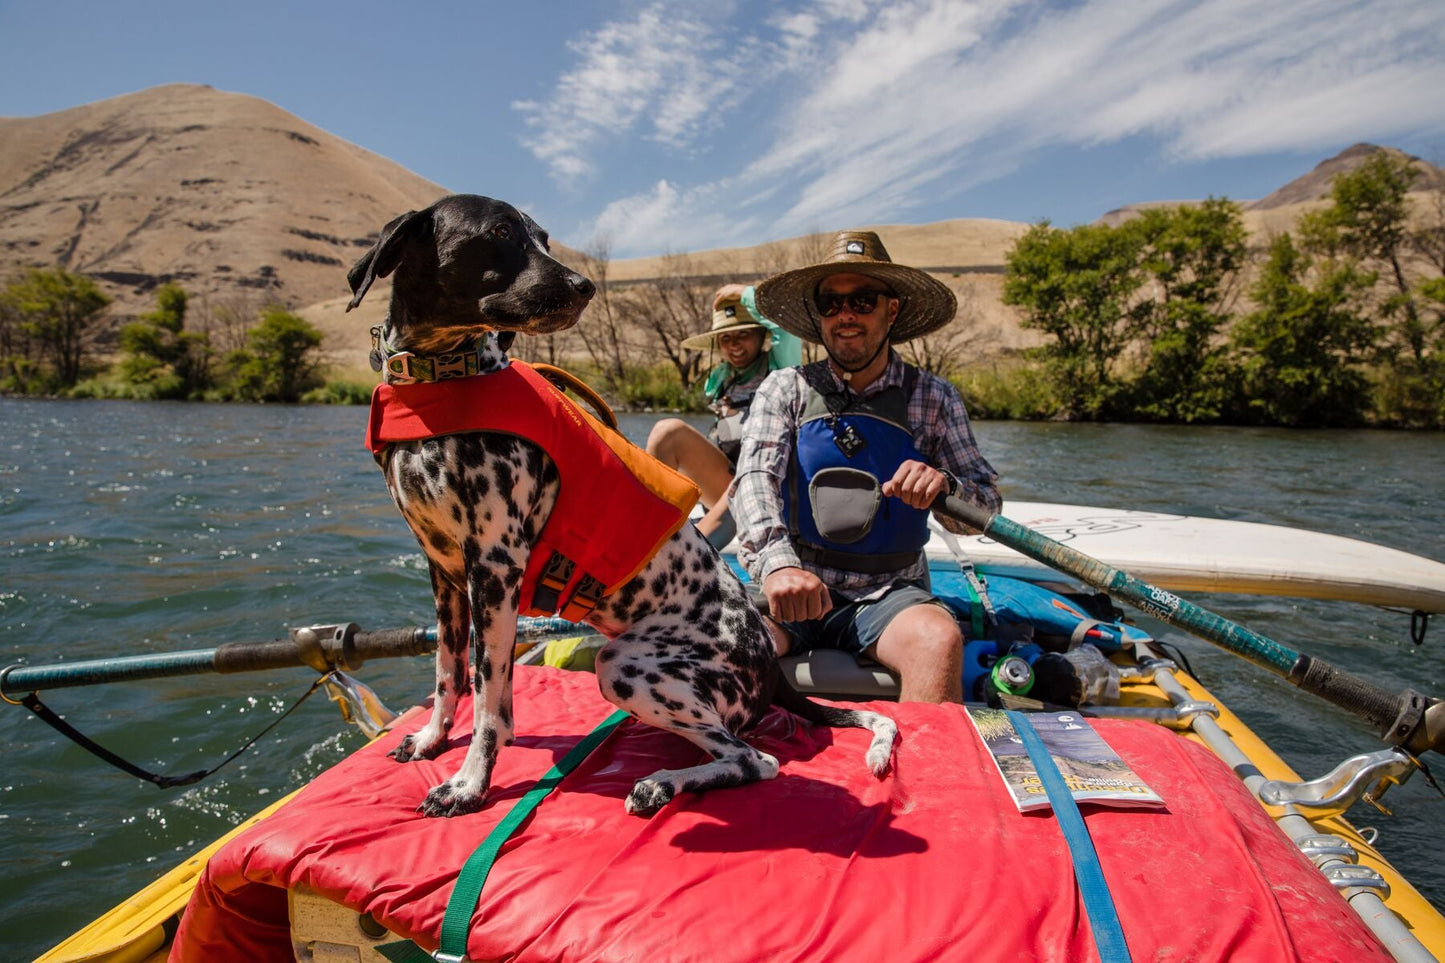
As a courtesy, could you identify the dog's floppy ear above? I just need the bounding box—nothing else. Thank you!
[346,208,430,311]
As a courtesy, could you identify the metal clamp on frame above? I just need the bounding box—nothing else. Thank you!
[1324,864,1391,898]
[1294,833,1359,863]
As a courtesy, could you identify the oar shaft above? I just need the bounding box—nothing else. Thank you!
[2,626,434,699]
[982,509,1300,674]
[3,649,221,694]
[939,496,1436,754]
[2,615,591,700]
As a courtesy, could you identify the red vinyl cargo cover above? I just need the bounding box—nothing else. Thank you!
[172,665,1391,963]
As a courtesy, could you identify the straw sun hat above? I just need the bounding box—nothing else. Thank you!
[754,231,956,344]
[680,284,770,350]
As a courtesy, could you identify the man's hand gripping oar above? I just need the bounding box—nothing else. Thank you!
[932,494,1445,758]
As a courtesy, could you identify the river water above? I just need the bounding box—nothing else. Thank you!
[1,397,1441,958]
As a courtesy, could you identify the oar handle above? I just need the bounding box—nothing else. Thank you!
[1,625,434,701]
[936,495,1442,755]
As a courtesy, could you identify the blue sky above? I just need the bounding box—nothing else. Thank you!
[2,0,1443,258]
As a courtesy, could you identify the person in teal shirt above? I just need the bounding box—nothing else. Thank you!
[647,283,801,544]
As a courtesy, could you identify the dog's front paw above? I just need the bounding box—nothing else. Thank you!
[418,779,488,818]
[624,776,677,816]
[389,730,446,763]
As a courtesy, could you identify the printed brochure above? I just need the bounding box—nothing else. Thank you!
[967,707,1164,812]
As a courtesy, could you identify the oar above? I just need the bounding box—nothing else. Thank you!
[934,495,1444,756]
[0,616,586,699]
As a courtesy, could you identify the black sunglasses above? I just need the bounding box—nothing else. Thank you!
[814,288,892,317]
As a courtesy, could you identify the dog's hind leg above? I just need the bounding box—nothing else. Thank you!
[390,567,469,764]
[596,639,779,816]
[622,725,780,816]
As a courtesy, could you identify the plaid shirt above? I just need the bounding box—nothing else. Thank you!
[731,352,1001,600]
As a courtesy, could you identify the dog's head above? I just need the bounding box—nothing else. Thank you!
[347,195,595,352]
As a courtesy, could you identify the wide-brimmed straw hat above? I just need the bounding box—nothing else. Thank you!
[680,284,770,350]
[755,231,956,344]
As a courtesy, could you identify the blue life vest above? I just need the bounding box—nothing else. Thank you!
[786,362,930,574]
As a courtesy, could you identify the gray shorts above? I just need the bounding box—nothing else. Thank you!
[779,580,952,658]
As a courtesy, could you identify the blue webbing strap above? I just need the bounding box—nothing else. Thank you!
[378,709,631,963]
[1005,710,1132,963]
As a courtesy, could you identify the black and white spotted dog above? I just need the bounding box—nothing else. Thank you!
[348,194,896,817]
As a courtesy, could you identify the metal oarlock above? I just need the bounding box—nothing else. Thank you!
[1257,748,1422,818]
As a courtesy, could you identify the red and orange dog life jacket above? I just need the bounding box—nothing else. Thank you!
[366,361,700,621]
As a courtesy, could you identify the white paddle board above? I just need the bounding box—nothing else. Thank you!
[922,501,1445,613]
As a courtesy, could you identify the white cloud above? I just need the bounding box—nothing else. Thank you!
[528,0,1445,255]
[514,0,762,185]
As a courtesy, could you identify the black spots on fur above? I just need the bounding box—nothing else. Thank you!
[684,641,719,663]
[685,580,724,623]
[478,652,493,684]
[498,700,512,730]
[491,456,517,504]
[650,573,670,597]
[620,663,643,679]
[597,648,617,663]
[610,578,642,613]
[644,671,662,685]
[478,727,498,762]
[651,690,685,712]
[612,679,635,701]
[524,445,548,481]
[458,442,488,472]
[468,567,508,612]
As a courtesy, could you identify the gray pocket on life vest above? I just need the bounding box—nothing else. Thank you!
[808,467,880,544]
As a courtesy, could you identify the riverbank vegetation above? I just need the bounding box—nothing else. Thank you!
[0,275,364,403]
[2,154,1440,426]
[1000,153,1444,428]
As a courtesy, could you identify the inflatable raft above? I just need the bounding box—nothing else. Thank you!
[22,506,1445,963]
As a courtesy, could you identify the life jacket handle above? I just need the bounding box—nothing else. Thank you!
[532,363,619,431]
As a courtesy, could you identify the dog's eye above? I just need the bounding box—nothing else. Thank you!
[492,224,511,240]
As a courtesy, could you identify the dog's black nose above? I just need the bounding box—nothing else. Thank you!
[571,274,596,299]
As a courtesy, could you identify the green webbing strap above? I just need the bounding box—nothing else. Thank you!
[958,572,986,639]
[378,709,631,963]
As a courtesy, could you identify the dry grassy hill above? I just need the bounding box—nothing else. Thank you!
[3,84,1439,379]
[0,83,454,318]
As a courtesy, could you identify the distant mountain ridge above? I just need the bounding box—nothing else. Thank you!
[1098,144,1445,226]
[1249,143,1445,210]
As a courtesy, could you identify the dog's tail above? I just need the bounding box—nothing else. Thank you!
[769,667,897,777]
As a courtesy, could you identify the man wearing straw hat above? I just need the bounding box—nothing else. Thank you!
[731,231,1000,703]
[647,284,799,543]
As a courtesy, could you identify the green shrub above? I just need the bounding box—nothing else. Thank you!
[302,380,374,405]
[954,357,1059,420]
